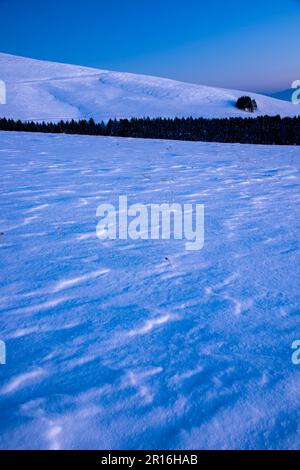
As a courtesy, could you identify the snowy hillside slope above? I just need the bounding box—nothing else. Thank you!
[0,131,300,449]
[0,52,299,121]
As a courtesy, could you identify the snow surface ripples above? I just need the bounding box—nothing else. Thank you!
[0,132,300,449]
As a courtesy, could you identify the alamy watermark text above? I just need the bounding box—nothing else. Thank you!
[96,196,204,251]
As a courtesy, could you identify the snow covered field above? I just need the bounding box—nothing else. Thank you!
[1,52,299,122]
[0,131,300,450]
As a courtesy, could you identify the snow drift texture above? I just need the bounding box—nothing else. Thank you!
[0,52,299,121]
[0,132,300,449]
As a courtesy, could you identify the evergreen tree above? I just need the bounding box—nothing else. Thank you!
[236,96,258,113]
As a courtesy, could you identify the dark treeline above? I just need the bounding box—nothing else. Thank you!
[0,115,300,145]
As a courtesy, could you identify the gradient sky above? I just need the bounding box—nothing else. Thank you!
[0,0,299,92]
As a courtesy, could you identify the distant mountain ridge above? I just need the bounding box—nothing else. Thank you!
[267,89,293,102]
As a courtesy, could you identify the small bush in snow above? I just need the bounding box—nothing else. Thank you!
[236,96,258,113]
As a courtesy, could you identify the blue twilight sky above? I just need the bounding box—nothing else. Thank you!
[0,0,299,92]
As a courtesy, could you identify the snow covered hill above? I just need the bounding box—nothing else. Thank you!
[0,52,299,121]
[0,131,300,449]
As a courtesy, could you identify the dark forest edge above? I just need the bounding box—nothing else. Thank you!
[0,115,300,145]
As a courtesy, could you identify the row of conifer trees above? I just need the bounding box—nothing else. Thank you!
[0,115,299,145]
